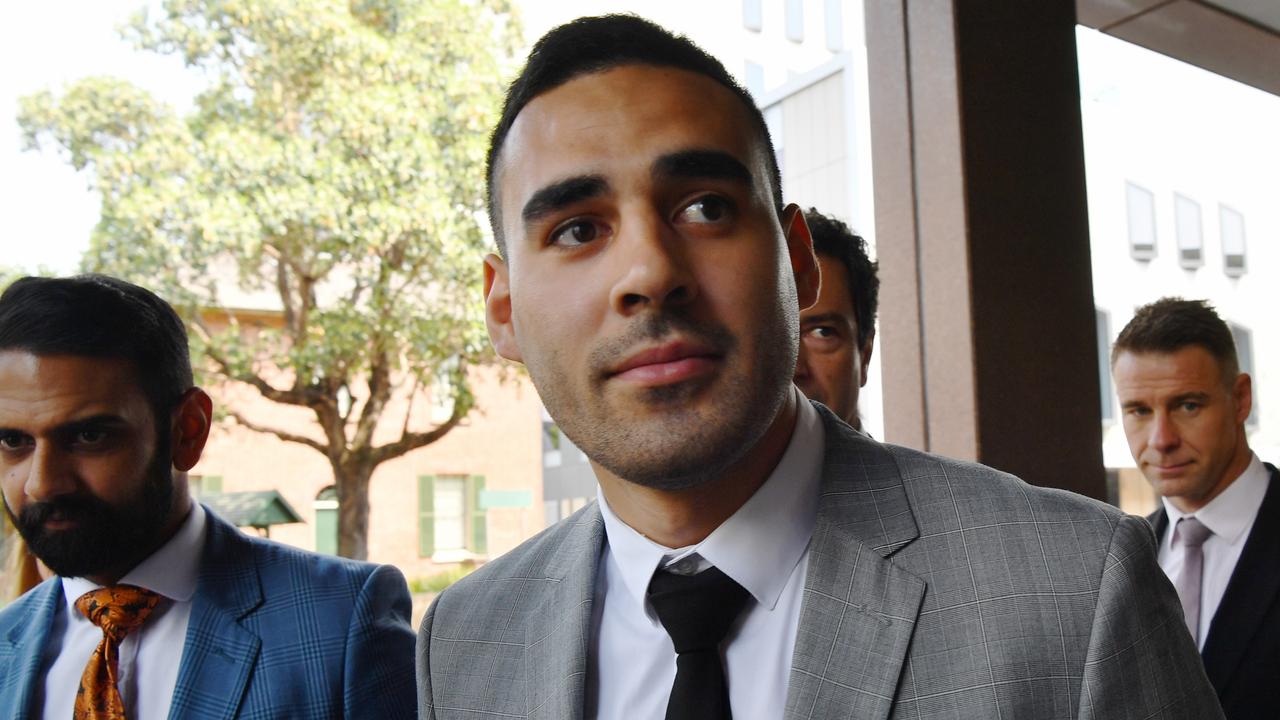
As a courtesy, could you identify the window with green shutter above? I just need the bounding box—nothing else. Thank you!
[419,474,487,558]
[418,475,435,557]
[315,485,338,556]
[467,475,487,554]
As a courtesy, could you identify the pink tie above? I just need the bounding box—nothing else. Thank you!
[1173,516,1213,644]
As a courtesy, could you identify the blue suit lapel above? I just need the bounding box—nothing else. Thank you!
[0,579,62,720]
[526,505,605,720]
[167,510,263,720]
[785,406,925,720]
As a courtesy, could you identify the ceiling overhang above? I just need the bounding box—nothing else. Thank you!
[1077,0,1280,96]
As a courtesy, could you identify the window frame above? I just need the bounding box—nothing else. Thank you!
[1125,181,1158,261]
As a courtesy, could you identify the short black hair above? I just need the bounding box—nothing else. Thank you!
[485,14,783,255]
[1111,297,1239,381]
[0,274,194,421]
[805,209,878,350]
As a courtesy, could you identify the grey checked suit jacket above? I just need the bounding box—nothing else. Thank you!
[417,405,1222,718]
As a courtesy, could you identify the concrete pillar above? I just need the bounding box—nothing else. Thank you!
[866,0,1106,499]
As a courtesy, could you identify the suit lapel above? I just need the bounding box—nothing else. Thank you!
[527,506,605,720]
[1148,506,1169,541]
[167,511,263,720]
[0,579,61,720]
[1201,464,1280,694]
[785,407,925,720]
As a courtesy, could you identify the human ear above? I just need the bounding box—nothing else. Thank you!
[781,204,819,310]
[484,253,523,363]
[859,329,876,388]
[1233,372,1253,426]
[171,388,213,472]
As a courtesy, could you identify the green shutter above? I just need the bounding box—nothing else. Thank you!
[419,475,435,557]
[467,475,487,554]
[315,505,337,556]
[205,475,223,494]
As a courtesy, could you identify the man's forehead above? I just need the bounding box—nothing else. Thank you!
[1114,347,1227,387]
[494,65,769,222]
[0,352,146,413]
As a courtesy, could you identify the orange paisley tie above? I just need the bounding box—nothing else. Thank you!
[73,585,161,720]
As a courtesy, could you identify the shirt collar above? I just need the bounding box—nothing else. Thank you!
[1162,452,1268,546]
[62,500,206,608]
[598,389,824,613]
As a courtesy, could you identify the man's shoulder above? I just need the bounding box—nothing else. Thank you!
[200,507,399,594]
[880,441,1125,525]
[819,404,1123,528]
[430,502,601,616]
[0,577,59,629]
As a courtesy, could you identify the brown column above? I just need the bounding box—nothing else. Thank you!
[865,0,1106,499]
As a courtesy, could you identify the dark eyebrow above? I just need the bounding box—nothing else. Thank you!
[652,150,754,188]
[800,312,853,328]
[1170,392,1211,405]
[57,415,130,435]
[0,415,128,441]
[521,175,609,227]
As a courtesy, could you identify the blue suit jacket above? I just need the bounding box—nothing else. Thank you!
[0,508,417,719]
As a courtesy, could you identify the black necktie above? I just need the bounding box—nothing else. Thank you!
[647,565,752,720]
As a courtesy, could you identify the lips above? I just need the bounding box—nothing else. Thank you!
[607,341,722,386]
[1148,460,1194,477]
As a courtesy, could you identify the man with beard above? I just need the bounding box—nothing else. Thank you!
[0,275,416,719]
[417,15,1220,720]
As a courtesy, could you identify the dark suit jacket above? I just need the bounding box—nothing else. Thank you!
[1149,462,1280,720]
[0,508,418,719]
[420,404,1221,719]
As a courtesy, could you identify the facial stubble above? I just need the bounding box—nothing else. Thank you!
[531,285,800,491]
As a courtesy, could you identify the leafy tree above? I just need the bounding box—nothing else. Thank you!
[1,268,29,291]
[19,0,519,559]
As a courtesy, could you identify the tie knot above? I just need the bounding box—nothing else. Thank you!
[647,565,751,654]
[75,585,161,643]
[1176,516,1213,548]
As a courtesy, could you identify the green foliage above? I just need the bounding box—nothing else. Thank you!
[0,266,56,293]
[18,0,521,558]
[409,561,475,593]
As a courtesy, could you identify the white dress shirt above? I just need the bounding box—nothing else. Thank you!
[1158,453,1269,650]
[40,501,206,720]
[588,391,825,720]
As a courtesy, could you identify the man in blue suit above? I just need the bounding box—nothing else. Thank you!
[0,274,416,719]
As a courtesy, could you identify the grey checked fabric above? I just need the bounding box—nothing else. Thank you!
[417,403,1223,719]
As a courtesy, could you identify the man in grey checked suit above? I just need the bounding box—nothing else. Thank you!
[0,275,416,719]
[417,15,1221,719]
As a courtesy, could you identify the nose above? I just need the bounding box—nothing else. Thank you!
[608,209,698,316]
[1148,412,1181,453]
[24,443,75,503]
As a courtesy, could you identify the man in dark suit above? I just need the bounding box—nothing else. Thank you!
[417,15,1220,719]
[1112,297,1277,719]
[0,275,416,719]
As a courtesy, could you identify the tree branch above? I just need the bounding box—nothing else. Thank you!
[352,343,391,450]
[370,402,465,466]
[191,320,315,408]
[400,374,422,439]
[227,409,328,455]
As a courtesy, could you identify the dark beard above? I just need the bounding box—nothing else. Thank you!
[6,448,175,580]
